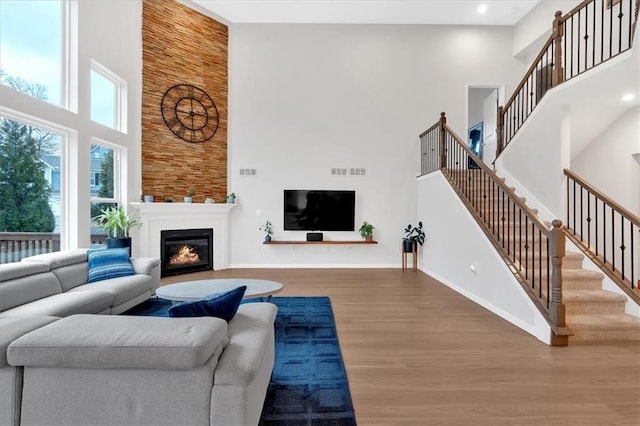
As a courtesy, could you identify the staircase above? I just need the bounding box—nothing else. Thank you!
[416,0,640,345]
[481,171,640,343]
[562,253,640,342]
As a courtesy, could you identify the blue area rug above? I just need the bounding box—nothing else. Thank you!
[124,296,357,425]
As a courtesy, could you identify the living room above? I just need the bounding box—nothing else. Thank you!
[1,0,639,424]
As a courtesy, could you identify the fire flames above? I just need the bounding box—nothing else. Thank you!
[169,245,200,265]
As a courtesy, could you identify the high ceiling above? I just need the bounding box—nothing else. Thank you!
[181,0,542,26]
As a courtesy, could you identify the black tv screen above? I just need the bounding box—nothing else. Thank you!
[284,190,355,231]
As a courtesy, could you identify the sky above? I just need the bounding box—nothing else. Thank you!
[1,0,62,105]
[1,0,115,126]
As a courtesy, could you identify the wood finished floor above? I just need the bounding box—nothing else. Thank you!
[161,269,640,425]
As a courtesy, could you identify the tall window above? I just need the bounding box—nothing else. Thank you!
[0,114,63,262]
[91,61,126,131]
[1,0,131,261]
[0,0,63,107]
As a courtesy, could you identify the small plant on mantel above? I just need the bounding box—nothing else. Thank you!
[184,190,195,203]
[358,221,375,242]
[259,220,273,242]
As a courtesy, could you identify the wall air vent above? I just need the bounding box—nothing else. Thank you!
[240,168,256,176]
[331,168,347,176]
[349,168,366,176]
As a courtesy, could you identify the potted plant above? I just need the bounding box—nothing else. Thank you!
[259,220,273,242]
[359,221,375,242]
[403,221,425,252]
[226,192,236,203]
[93,206,142,255]
[184,190,195,203]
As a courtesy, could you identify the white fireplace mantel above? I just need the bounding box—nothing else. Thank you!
[130,202,236,270]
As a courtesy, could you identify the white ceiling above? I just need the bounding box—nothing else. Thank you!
[182,0,542,26]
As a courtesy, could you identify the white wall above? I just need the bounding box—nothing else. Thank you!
[228,24,525,266]
[572,106,640,215]
[512,0,578,60]
[417,172,552,343]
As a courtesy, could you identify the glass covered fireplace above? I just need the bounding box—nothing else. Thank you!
[160,228,213,277]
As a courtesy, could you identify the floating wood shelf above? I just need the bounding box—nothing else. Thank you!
[263,240,378,245]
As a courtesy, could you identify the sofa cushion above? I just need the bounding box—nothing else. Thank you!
[0,270,62,313]
[0,290,112,317]
[21,249,88,269]
[168,286,246,322]
[87,248,135,283]
[69,273,153,307]
[213,303,277,386]
[0,262,50,282]
[130,257,161,276]
[0,315,59,367]
[51,262,89,292]
[8,314,229,370]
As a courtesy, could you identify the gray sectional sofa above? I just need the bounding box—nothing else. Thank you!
[1,249,160,317]
[0,250,278,426]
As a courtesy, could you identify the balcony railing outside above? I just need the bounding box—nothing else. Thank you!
[497,0,639,155]
[420,113,569,345]
[0,233,108,264]
[564,169,639,302]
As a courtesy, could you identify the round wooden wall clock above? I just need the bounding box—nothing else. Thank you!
[160,84,219,143]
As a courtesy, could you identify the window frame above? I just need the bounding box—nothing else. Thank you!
[0,105,72,248]
[89,138,122,206]
[90,60,127,133]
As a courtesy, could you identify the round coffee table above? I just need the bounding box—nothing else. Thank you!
[156,278,283,303]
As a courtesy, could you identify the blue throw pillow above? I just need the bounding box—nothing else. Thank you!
[168,286,247,322]
[87,248,135,283]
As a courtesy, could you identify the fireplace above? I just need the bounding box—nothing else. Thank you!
[160,228,213,277]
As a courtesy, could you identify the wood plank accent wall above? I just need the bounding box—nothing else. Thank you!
[141,0,228,203]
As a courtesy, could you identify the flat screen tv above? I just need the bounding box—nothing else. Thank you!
[284,190,355,231]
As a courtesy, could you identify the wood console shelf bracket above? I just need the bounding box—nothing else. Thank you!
[263,240,378,245]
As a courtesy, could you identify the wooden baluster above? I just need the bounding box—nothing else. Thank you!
[496,105,504,159]
[439,112,447,170]
[549,219,567,345]
[552,11,565,86]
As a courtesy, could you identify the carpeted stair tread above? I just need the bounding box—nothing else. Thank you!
[563,289,626,303]
[560,268,604,279]
[568,314,640,329]
[568,314,640,342]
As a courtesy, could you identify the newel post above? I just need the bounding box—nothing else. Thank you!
[496,105,504,157]
[552,10,565,87]
[439,112,447,170]
[549,219,566,329]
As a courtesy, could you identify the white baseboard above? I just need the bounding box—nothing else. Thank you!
[227,263,399,269]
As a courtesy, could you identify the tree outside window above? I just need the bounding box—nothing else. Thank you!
[0,72,58,234]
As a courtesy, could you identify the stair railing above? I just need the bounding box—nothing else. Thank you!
[497,0,639,156]
[420,113,570,345]
[564,169,640,303]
